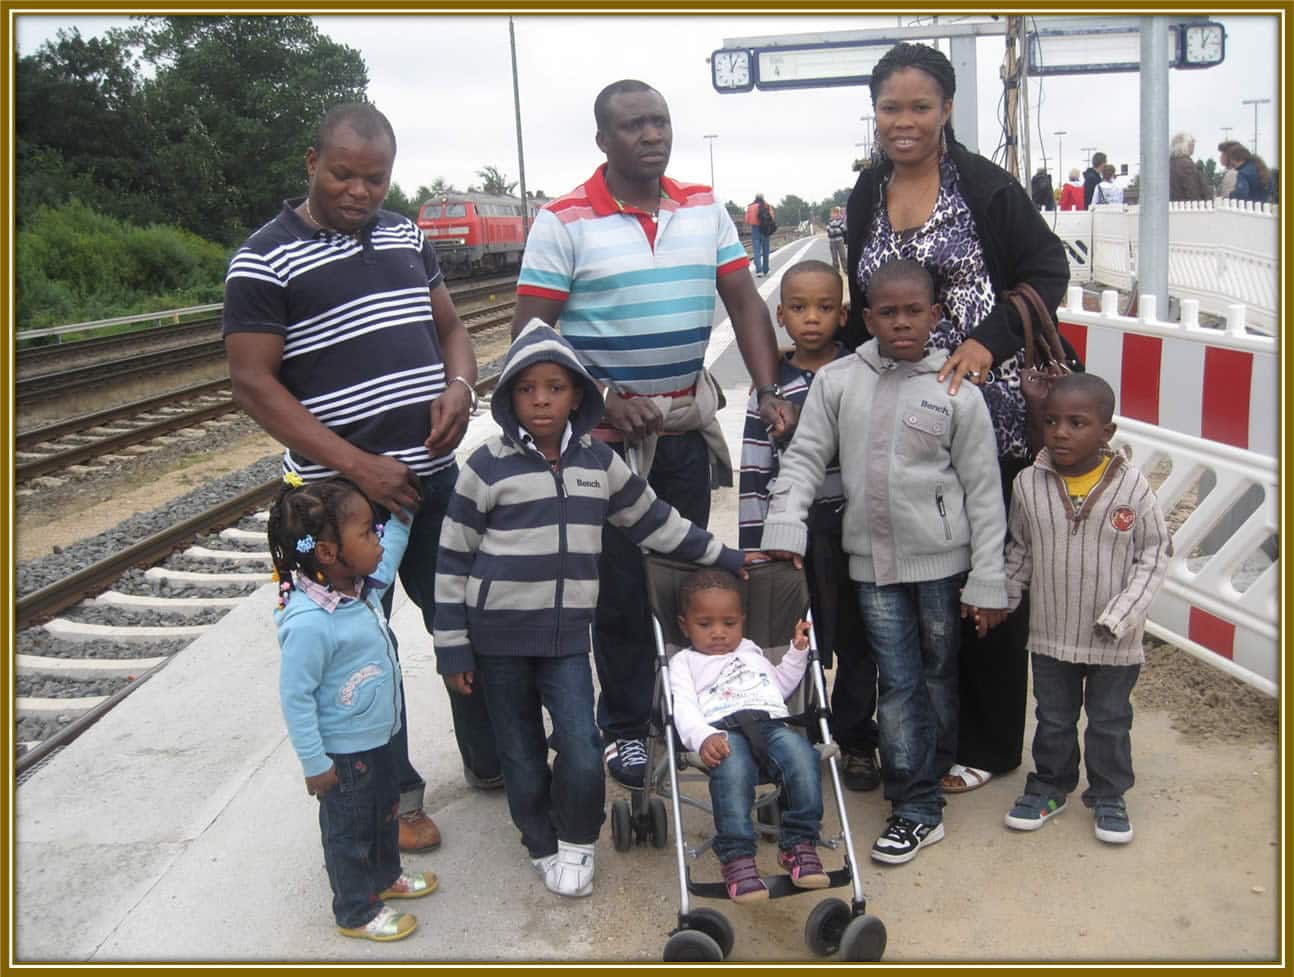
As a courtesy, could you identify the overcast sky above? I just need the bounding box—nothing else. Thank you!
[16,12,1281,210]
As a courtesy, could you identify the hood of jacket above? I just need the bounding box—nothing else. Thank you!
[856,337,951,377]
[492,319,605,448]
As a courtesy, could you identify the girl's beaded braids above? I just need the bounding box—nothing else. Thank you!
[266,476,364,606]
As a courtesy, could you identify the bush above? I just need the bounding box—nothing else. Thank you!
[15,200,231,330]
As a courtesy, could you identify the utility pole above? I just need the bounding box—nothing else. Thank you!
[704,134,718,190]
[1220,126,1233,142]
[1054,130,1067,181]
[509,17,530,237]
[859,115,874,157]
[1241,98,1270,154]
[1003,15,1022,180]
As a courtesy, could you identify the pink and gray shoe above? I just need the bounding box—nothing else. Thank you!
[721,855,769,904]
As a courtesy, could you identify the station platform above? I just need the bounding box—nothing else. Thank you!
[13,238,1280,963]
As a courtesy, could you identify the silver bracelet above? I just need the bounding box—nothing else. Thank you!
[449,375,479,412]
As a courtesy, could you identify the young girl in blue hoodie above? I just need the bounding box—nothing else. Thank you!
[434,320,749,899]
[270,476,437,943]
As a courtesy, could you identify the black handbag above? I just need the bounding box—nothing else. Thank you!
[1003,282,1072,456]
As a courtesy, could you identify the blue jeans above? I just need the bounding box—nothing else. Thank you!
[318,742,401,928]
[709,720,823,863]
[381,465,501,810]
[858,574,963,825]
[750,226,770,275]
[594,432,710,741]
[476,653,606,858]
[1026,653,1140,807]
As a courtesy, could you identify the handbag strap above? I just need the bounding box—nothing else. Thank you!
[1003,283,1065,368]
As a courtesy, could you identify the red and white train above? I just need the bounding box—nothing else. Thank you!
[416,192,547,276]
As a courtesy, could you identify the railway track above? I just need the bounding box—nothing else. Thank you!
[14,369,505,776]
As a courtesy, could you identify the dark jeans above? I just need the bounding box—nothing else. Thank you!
[858,574,963,826]
[1026,653,1140,807]
[955,455,1032,774]
[381,465,501,812]
[318,742,401,928]
[709,720,823,863]
[805,526,877,754]
[476,653,606,858]
[595,431,710,741]
[750,226,771,275]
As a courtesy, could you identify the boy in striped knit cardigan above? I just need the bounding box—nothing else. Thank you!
[1002,374,1171,844]
[433,319,747,898]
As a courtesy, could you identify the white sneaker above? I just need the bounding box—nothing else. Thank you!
[531,852,557,877]
[544,840,595,897]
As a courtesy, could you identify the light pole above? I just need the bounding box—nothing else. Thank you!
[704,134,718,190]
[1080,146,1096,174]
[508,17,530,236]
[1240,98,1270,153]
[1053,130,1067,181]
[1221,126,1233,142]
[859,115,874,156]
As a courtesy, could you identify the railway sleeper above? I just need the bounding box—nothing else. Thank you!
[184,545,271,562]
[17,696,109,719]
[144,567,272,585]
[43,618,211,643]
[92,590,246,610]
[16,652,168,681]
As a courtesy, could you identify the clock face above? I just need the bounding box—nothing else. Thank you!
[712,50,752,91]
[1184,24,1224,66]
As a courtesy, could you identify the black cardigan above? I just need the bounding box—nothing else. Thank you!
[842,141,1071,366]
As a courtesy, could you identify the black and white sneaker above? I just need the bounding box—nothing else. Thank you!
[605,738,648,789]
[870,815,945,864]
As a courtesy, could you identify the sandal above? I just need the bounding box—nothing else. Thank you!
[941,763,992,793]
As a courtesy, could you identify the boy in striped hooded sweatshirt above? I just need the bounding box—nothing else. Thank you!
[433,319,747,898]
[1002,373,1171,845]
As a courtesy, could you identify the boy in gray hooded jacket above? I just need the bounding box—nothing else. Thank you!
[434,319,745,898]
[761,259,1008,866]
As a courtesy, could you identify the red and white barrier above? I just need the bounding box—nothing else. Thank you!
[1058,287,1278,459]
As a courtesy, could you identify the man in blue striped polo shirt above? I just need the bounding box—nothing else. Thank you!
[223,103,500,852]
[511,79,796,788]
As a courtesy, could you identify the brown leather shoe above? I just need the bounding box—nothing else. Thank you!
[398,810,442,852]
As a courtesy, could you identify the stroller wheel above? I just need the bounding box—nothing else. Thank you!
[663,928,723,962]
[684,908,734,959]
[804,898,851,956]
[839,914,887,962]
[648,797,668,848]
[611,799,632,852]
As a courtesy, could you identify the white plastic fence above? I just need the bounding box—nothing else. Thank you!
[1057,287,1280,694]
[1046,200,1279,334]
[1111,419,1278,696]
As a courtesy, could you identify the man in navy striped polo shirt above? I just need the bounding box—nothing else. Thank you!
[223,103,500,853]
[511,80,796,789]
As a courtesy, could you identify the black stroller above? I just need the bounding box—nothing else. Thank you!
[610,555,886,962]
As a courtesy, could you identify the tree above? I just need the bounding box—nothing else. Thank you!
[776,193,811,227]
[475,165,517,196]
[384,182,421,220]
[128,16,369,242]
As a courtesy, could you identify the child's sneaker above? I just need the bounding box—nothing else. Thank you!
[1093,798,1134,844]
[543,840,595,897]
[379,870,438,899]
[778,842,830,888]
[870,815,944,864]
[1004,793,1067,831]
[605,738,648,789]
[720,855,769,904]
[337,906,417,942]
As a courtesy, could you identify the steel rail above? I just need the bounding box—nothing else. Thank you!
[17,342,228,401]
[16,398,240,482]
[16,380,232,451]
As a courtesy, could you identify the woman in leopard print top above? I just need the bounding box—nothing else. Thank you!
[842,42,1073,795]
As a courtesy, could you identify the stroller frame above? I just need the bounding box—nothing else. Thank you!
[610,556,886,962]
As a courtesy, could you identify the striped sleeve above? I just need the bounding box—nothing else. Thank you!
[715,206,750,277]
[1096,475,1172,639]
[1003,476,1033,612]
[738,388,775,550]
[517,209,573,301]
[605,452,743,574]
[222,247,289,336]
[432,449,492,674]
[420,233,445,291]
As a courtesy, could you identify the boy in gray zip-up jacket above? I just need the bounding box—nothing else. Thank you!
[761,259,1007,866]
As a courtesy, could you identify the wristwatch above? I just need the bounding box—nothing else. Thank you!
[755,383,784,402]
[449,375,479,412]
